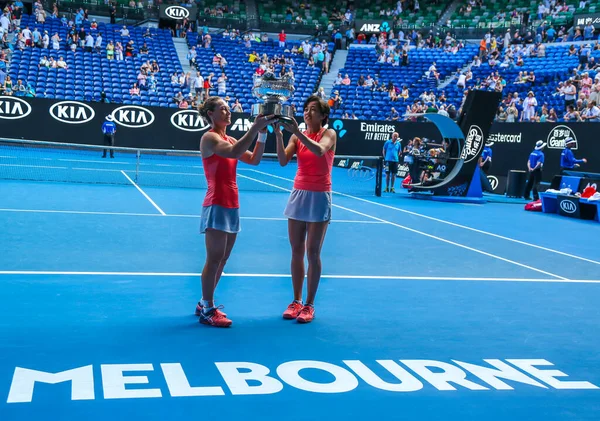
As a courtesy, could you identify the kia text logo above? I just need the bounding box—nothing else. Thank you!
[110,105,155,128]
[547,125,577,150]
[0,96,32,120]
[560,200,577,214]
[49,101,95,124]
[461,125,484,163]
[170,109,209,132]
[165,5,189,19]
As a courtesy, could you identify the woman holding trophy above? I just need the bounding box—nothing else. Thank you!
[196,96,277,328]
[275,95,337,324]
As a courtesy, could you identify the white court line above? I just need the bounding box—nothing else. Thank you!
[73,168,122,172]
[73,168,204,177]
[0,270,597,284]
[120,171,166,216]
[58,158,131,164]
[237,173,567,280]
[0,164,67,169]
[246,168,600,267]
[0,208,384,224]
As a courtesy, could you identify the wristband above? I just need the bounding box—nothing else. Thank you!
[257,132,267,143]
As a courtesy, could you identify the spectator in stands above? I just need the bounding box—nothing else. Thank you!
[51,32,60,50]
[217,73,227,96]
[115,42,123,61]
[582,100,600,121]
[342,74,351,85]
[279,30,286,48]
[563,80,577,110]
[94,33,102,54]
[204,73,213,99]
[129,83,140,97]
[139,43,148,55]
[56,56,67,69]
[120,26,129,37]
[316,87,326,100]
[41,30,49,49]
[522,91,538,121]
[84,32,93,52]
[564,104,582,121]
[329,90,342,110]
[106,41,114,59]
[125,40,135,58]
[232,99,243,113]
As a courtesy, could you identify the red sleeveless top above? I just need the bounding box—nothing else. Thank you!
[294,129,334,192]
[202,130,239,208]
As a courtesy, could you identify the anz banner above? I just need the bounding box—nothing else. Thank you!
[355,20,392,34]
[159,5,198,21]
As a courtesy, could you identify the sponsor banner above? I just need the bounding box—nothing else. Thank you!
[573,12,600,29]
[355,20,392,34]
[558,194,581,218]
[0,96,33,120]
[1,97,600,186]
[485,123,597,183]
[159,5,197,21]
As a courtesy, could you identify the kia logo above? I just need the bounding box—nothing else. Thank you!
[165,5,189,19]
[110,105,155,128]
[487,175,499,190]
[170,109,209,132]
[0,96,32,120]
[559,200,577,214]
[461,125,484,163]
[49,101,95,124]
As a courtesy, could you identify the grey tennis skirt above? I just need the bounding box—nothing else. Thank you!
[284,189,332,222]
[200,205,241,234]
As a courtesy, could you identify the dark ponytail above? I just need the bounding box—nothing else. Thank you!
[198,96,224,125]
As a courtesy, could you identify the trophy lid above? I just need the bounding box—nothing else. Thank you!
[253,72,295,102]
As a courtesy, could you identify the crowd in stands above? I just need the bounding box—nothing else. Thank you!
[4,0,600,124]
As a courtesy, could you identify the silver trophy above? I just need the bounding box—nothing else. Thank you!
[250,72,295,123]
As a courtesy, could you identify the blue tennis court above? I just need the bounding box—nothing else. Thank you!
[1,142,599,420]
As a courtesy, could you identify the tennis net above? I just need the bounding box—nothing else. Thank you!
[0,138,383,196]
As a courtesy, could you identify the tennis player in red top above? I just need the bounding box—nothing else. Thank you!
[275,95,336,324]
[196,96,277,327]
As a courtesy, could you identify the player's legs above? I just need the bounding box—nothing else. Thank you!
[304,221,328,305]
[288,218,307,302]
[201,229,230,306]
[214,232,237,289]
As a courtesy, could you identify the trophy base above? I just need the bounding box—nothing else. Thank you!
[251,103,295,124]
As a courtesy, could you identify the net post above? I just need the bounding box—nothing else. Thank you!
[135,149,141,182]
[375,157,383,197]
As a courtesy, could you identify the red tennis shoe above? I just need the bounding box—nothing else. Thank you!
[199,306,232,328]
[283,301,304,319]
[195,301,227,317]
[296,305,315,324]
